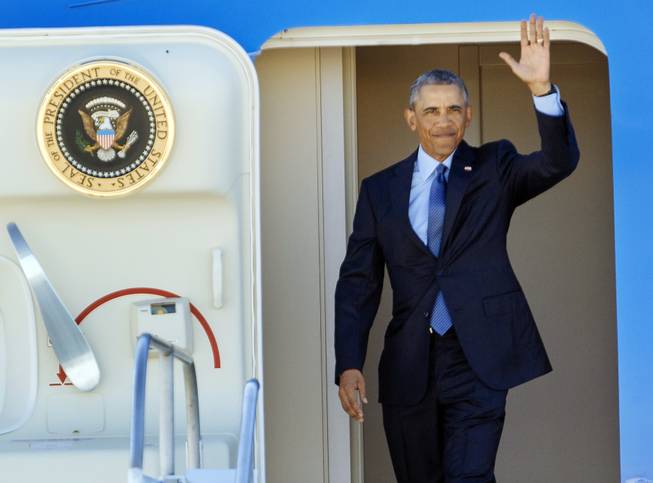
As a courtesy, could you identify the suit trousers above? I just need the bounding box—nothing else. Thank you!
[382,328,508,483]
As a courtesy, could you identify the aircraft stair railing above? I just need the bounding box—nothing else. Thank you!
[128,333,259,483]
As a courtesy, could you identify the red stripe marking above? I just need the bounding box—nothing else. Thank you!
[68,287,221,370]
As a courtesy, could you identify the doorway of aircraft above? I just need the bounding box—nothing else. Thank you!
[257,33,618,483]
[355,41,618,483]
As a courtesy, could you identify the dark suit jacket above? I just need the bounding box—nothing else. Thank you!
[335,105,580,406]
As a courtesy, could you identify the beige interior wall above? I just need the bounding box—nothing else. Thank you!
[256,48,328,483]
[356,42,619,482]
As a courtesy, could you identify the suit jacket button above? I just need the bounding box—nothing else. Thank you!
[424,311,430,318]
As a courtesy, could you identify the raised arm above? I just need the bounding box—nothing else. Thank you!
[496,14,580,205]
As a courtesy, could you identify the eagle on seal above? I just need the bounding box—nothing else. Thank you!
[78,108,133,162]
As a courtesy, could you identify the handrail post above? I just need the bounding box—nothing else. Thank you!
[130,334,151,472]
[235,379,260,483]
[183,362,201,469]
[129,333,201,483]
[159,348,175,477]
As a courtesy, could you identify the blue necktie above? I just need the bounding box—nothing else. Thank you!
[427,164,453,335]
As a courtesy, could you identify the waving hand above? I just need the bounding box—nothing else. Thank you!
[499,14,552,96]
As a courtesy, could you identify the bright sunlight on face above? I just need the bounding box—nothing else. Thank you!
[405,83,472,161]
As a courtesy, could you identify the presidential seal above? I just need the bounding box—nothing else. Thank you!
[37,60,175,197]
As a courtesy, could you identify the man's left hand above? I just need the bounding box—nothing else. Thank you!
[499,13,552,96]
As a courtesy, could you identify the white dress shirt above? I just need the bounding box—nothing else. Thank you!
[408,87,564,245]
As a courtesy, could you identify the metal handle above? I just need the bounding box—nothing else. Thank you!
[6,222,100,392]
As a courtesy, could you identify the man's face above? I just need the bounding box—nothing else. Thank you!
[404,84,472,161]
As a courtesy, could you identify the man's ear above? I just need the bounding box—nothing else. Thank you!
[465,105,473,127]
[404,108,417,131]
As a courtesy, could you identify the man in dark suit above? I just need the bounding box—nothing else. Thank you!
[334,14,579,482]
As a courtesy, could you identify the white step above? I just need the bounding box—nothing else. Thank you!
[185,468,237,483]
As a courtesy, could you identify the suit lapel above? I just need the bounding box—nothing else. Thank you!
[441,141,475,254]
[388,142,476,259]
[389,150,434,258]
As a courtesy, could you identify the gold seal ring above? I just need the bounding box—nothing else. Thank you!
[37,59,175,197]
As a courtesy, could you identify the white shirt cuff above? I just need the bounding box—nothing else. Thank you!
[532,84,564,117]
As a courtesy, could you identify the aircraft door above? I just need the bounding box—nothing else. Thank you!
[0,25,263,483]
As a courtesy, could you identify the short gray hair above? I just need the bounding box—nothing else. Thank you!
[408,69,469,108]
